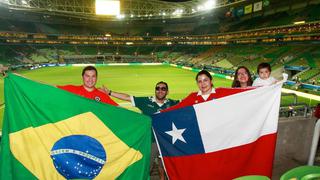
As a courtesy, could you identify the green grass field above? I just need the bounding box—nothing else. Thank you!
[0,65,319,128]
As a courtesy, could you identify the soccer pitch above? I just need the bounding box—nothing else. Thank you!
[0,65,319,128]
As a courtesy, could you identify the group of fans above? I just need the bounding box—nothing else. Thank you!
[57,62,283,179]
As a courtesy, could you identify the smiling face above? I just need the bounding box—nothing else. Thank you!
[82,70,97,91]
[155,83,168,101]
[237,68,249,86]
[197,74,212,95]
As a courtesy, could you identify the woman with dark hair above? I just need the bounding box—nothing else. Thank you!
[232,66,253,88]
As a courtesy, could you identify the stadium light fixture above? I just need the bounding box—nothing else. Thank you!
[172,9,183,16]
[203,0,216,10]
[196,0,216,11]
[21,0,28,5]
[197,5,203,11]
[294,21,305,25]
[116,14,125,19]
[95,0,120,16]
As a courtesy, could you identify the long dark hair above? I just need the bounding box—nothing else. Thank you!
[232,66,253,88]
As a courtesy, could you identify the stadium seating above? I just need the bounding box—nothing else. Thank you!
[297,68,320,82]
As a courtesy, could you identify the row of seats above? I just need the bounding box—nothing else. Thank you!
[234,166,320,180]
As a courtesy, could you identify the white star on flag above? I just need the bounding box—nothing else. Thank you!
[165,122,186,144]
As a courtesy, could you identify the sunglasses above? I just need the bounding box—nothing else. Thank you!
[155,86,167,91]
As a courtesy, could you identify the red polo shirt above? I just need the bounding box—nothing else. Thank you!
[164,87,254,112]
[58,85,118,106]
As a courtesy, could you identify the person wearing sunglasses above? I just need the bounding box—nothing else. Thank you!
[101,81,178,115]
[100,81,179,180]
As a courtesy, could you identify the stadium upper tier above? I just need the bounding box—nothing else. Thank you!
[0,20,319,47]
[0,2,319,36]
[0,2,319,46]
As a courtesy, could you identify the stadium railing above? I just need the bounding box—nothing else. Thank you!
[308,118,320,166]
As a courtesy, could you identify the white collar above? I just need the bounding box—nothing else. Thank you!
[197,88,216,96]
[150,96,168,104]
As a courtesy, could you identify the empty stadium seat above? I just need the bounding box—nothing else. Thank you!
[280,166,320,180]
[233,175,270,180]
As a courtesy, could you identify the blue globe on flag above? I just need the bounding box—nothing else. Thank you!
[50,135,106,179]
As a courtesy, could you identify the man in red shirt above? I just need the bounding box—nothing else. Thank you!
[58,66,118,106]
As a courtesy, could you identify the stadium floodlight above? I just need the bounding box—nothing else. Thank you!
[21,0,28,5]
[172,9,183,16]
[294,21,305,25]
[95,0,120,16]
[203,0,216,10]
[116,14,125,19]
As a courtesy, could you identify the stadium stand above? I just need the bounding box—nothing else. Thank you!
[297,68,320,82]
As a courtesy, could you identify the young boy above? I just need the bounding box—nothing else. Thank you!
[252,62,277,87]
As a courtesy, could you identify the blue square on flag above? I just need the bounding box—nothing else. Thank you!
[152,106,205,157]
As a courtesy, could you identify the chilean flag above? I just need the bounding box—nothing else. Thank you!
[152,82,283,180]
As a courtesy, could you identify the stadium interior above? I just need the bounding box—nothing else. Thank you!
[0,0,320,179]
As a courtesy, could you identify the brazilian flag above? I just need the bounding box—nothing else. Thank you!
[0,73,151,180]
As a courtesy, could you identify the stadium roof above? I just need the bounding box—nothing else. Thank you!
[0,0,247,20]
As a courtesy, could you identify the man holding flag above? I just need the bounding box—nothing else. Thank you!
[100,81,179,180]
[58,65,118,106]
[0,73,151,180]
